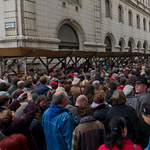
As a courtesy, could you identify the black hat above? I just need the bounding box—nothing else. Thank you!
[136,77,150,87]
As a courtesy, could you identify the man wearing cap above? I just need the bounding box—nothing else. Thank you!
[135,76,150,148]
[123,85,138,109]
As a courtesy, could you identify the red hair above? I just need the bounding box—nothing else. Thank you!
[0,134,29,150]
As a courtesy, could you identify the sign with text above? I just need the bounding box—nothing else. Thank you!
[5,22,15,29]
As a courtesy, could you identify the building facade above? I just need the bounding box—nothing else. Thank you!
[0,0,150,54]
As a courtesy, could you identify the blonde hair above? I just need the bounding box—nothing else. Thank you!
[112,90,126,105]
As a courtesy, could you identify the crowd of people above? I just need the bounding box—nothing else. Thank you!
[0,63,150,150]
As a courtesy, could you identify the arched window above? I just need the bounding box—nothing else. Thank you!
[137,15,140,29]
[128,11,132,26]
[143,18,146,31]
[119,41,123,52]
[137,42,141,52]
[118,6,122,22]
[143,41,147,53]
[128,41,132,52]
[58,24,79,50]
[105,0,110,17]
[105,37,112,52]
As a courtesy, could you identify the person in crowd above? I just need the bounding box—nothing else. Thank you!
[109,73,118,81]
[92,80,100,93]
[23,80,38,100]
[35,95,47,123]
[127,75,137,96]
[98,116,142,150]
[92,72,103,85]
[105,80,118,105]
[64,84,74,105]
[8,77,20,96]
[25,105,47,150]
[66,95,88,121]
[0,82,10,98]
[123,85,138,109]
[71,77,83,104]
[135,76,150,148]
[42,91,77,150]
[117,77,127,90]
[106,90,142,146]
[11,81,25,98]
[92,92,111,125]
[2,71,11,84]
[72,103,105,150]
[83,84,95,105]
[0,134,29,150]
[34,76,50,96]
[0,92,38,150]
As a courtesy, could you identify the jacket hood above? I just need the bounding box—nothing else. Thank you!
[49,104,69,118]
[34,84,49,94]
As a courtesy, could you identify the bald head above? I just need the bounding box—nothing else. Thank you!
[17,81,24,89]
[75,95,88,106]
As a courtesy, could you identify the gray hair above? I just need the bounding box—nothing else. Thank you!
[51,91,68,105]
[92,80,100,86]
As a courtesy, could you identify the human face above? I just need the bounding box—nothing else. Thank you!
[39,99,47,108]
[142,114,150,125]
[135,83,147,94]
[101,72,105,77]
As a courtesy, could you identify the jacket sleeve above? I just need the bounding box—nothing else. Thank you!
[60,113,76,150]
[7,100,21,111]
[130,108,142,144]
[22,100,36,128]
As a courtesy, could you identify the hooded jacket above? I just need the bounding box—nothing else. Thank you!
[42,104,77,150]
[34,84,50,96]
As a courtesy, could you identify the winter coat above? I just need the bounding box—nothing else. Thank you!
[98,140,142,150]
[105,89,116,105]
[0,100,38,150]
[135,91,150,148]
[71,116,105,150]
[29,118,47,150]
[8,85,18,95]
[34,84,50,96]
[126,96,138,109]
[106,104,142,145]
[42,104,77,150]
[93,103,111,125]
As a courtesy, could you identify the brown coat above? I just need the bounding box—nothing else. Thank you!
[71,116,105,150]
[70,85,83,103]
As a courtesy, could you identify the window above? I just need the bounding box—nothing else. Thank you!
[137,42,141,52]
[137,15,140,29]
[143,18,146,31]
[119,41,123,51]
[58,24,79,50]
[149,22,150,32]
[105,36,112,52]
[118,6,122,22]
[128,41,132,52]
[128,11,132,26]
[105,0,110,17]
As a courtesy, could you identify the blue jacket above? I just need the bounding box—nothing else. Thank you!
[42,104,76,150]
[34,84,50,96]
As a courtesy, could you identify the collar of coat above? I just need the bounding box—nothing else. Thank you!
[79,116,96,124]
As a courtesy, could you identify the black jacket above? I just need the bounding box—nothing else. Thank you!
[106,104,142,145]
[105,89,116,105]
[93,104,111,125]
